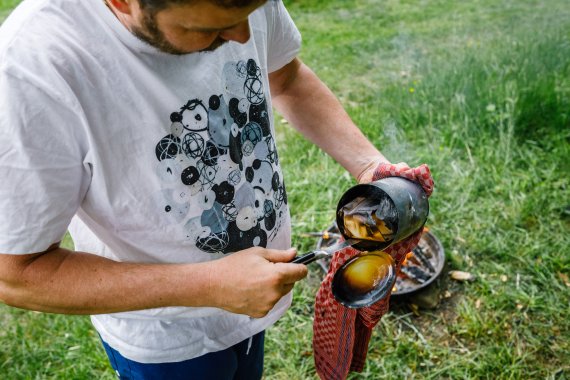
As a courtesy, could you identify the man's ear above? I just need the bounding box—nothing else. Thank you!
[107,0,134,15]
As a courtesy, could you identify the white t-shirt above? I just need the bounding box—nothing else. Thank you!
[0,0,301,363]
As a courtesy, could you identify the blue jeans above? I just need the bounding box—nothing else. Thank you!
[101,331,265,380]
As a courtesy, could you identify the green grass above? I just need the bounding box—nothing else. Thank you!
[0,0,20,20]
[1,0,569,378]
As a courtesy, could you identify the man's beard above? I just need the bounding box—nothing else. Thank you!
[131,11,228,55]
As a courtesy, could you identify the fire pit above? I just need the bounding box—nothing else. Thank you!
[313,223,445,298]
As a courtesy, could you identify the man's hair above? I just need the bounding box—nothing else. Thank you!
[138,0,268,13]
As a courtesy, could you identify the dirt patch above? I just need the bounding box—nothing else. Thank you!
[388,268,466,343]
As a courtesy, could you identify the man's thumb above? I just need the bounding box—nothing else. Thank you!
[263,248,298,263]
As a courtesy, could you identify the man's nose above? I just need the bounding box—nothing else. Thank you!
[219,20,250,44]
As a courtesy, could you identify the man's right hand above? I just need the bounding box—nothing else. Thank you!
[205,247,308,318]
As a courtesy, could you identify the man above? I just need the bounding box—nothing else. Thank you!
[0,0,390,378]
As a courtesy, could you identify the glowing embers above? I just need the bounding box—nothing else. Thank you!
[339,196,396,243]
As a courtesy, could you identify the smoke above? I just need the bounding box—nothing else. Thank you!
[381,119,417,163]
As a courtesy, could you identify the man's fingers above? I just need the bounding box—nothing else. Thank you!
[261,247,298,263]
[281,283,295,295]
[277,262,308,284]
[255,247,308,284]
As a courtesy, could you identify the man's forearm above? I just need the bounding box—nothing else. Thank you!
[0,245,307,318]
[270,59,389,179]
[0,247,212,315]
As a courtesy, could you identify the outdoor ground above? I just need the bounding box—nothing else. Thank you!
[1,0,569,378]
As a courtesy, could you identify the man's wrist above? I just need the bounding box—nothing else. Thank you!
[355,156,390,183]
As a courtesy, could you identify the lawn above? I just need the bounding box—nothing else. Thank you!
[1,0,569,379]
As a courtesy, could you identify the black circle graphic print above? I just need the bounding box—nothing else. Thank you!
[156,134,181,161]
[153,58,285,255]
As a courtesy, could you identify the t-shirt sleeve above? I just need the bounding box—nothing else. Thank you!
[0,70,90,254]
[265,1,302,73]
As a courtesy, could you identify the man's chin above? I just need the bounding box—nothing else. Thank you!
[131,28,228,55]
[199,39,228,53]
[163,40,228,55]
[148,40,228,55]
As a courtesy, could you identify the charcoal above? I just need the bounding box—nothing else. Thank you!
[400,265,431,283]
[413,246,436,273]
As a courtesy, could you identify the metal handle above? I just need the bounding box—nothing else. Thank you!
[291,250,329,265]
[290,239,354,265]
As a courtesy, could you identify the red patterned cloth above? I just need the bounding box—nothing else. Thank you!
[313,163,434,380]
